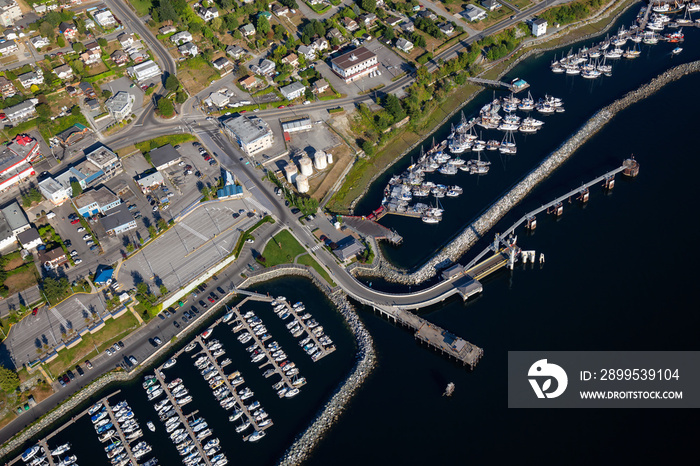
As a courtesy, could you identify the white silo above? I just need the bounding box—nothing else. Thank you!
[326,151,333,164]
[313,150,327,170]
[296,174,309,193]
[299,155,313,176]
[284,162,298,184]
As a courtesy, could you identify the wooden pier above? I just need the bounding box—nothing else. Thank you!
[153,369,213,466]
[466,77,530,93]
[193,335,273,439]
[103,398,139,466]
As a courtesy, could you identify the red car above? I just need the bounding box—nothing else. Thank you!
[204,155,211,161]
[32,307,38,315]
[0,113,6,120]
[278,105,285,109]
[208,297,215,303]
[70,219,80,224]
[240,110,247,113]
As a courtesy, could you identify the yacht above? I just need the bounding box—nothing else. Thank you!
[201,328,214,339]
[184,342,197,352]
[235,421,251,433]
[285,388,300,398]
[88,403,104,416]
[222,311,234,323]
[581,68,602,78]
[163,359,177,369]
[672,46,683,54]
[167,378,182,389]
[229,409,244,422]
[248,430,266,442]
[22,446,42,462]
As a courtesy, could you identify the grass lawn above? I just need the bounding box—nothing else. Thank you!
[297,254,337,287]
[128,0,153,16]
[262,230,306,266]
[510,0,533,10]
[45,312,140,377]
[178,56,221,96]
[468,3,514,31]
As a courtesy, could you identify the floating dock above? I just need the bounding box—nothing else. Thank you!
[278,301,335,362]
[103,399,139,466]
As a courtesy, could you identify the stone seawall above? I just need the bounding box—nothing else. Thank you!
[239,266,377,466]
[354,60,700,285]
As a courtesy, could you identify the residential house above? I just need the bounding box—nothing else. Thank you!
[56,123,90,146]
[439,22,455,35]
[480,0,502,11]
[79,82,97,98]
[326,28,344,42]
[110,49,128,65]
[342,17,359,32]
[417,9,438,21]
[84,40,100,53]
[357,13,377,27]
[400,21,415,33]
[461,5,487,22]
[129,50,148,63]
[330,46,378,83]
[272,4,289,16]
[53,64,73,81]
[117,32,134,48]
[84,19,95,29]
[105,91,135,121]
[39,248,68,269]
[170,31,192,45]
[159,25,176,35]
[239,75,259,90]
[17,228,43,250]
[30,36,50,49]
[59,22,78,40]
[312,78,329,94]
[128,60,161,82]
[178,42,198,57]
[212,57,232,72]
[395,37,413,53]
[85,98,100,111]
[198,6,219,22]
[307,0,323,4]
[250,59,275,76]
[240,23,256,37]
[297,45,315,60]
[279,82,306,101]
[0,0,21,28]
[94,8,117,28]
[135,170,165,193]
[226,45,246,60]
[0,39,17,55]
[312,38,329,52]
[531,18,547,37]
[204,91,229,108]
[0,76,16,98]
[81,49,101,66]
[385,15,402,27]
[18,69,43,89]
[149,144,182,171]
[281,53,299,67]
[4,29,17,41]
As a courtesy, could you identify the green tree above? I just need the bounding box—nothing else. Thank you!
[383,27,395,41]
[256,16,270,35]
[176,91,187,103]
[71,105,81,116]
[57,35,65,47]
[36,103,52,119]
[0,365,19,393]
[21,188,43,207]
[361,139,375,156]
[157,218,167,230]
[44,11,62,27]
[42,277,69,303]
[211,17,223,31]
[98,37,108,48]
[158,0,179,22]
[413,33,427,48]
[103,89,112,99]
[73,42,86,53]
[158,97,175,117]
[159,284,168,295]
[165,75,180,92]
[71,181,82,197]
[221,0,233,9]
[361,0,376,13]
[39,22,55,40]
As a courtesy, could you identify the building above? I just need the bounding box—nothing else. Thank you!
[110,49,128,65]
[480,0,502,10]
[5,99,38,124]
[129,50,149,63]
[1,202,29,235]
[531,18,548,37]
[417,9,438,20]
[134,170,164,193]
[57,123,90,146]
[170,31,192,45]
[332,236,365,262]
[226,45,246,59]
[178,42,198,57]
[84,19,95,29]
[400,21,415,33]
[85,146,123,181]
[312,78,329,94]
[30,36,50,49]
[0,0,22,28]
[461,5,487,22]
[279,82,306,101]
[342,17,358,32]
[38,247,68,269]
[330,46,378,83]
[93,8,117,28]
[159,25,176,35]
[281,53,299,67]
[0,135,40,193]
[0,39,17,55]
[128,60,161,82]
[18,69,43,89]
[239,75,259,90]
[81,49,101,65]
[297,45,315,61]
[17,227,42,250]
[117,32,134,48]
[251,59,275,76]
[313,38,329,52]
[198,6,219,21]
[0,75,16,98]
[105,91,135,121]
[240,23,255,37]
[281,116,312,134]
[38,177,71,205]
[385,15,402,26]
[326,28,344,42]
[59,22,78,40]
[223,115,274,156]
[84,41,100,53]
[396,38,413,53]
[79,81,97,98]
[149,144,182,171]
[100,204,136,235]
[358,13,377,27]
[72,186,121,217]
[204,91,229,108]
[85,98,100,111]
[0,212,14,249]
[439,22,455,35]
[53,64,73,81]
[212,57,232,72]
[272,4,289,16]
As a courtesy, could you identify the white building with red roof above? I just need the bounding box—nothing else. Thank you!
[0,134,41,193]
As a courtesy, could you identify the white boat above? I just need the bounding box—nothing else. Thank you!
[285,388,300,398]
[88,403,104,416]
[184,342,197,352]
[162,358,177,369]
[222,311,234,323]
[421,214,440,224]
[235,421,251,433]
[201,328,214,339]
[22,446,42,462]
[672,47,682,54]
[247,430,266,442]
[51,443,71,456]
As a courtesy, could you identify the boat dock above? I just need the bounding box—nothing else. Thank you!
[37,440,55,466]
[153,369,213,466]
[467,77,530,93]
[103,399,139,466]
[341,216,403,245]
[279,301,335,362]
[193,335,273,439]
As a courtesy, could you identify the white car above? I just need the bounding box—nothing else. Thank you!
[82,234,91,240]
[303,100,310,105]
[77,227,85,232]
[70,250,78,257]
[245,238,255,244]
[74,259,82,264]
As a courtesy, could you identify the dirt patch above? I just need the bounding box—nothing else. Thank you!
[3,257,25,271]
[308,144,354,201]
[4,269,39,296]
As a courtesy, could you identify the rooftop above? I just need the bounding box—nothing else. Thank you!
[100,204,134,233]
[72,186,119,210]
[0,201,28,232]
[149,144,181,169]
[17,227,41,246]
[331,47,377,71]
[223,115,271,145]
[85,146,118,168]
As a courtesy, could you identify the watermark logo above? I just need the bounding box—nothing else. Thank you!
[528,359,568,399]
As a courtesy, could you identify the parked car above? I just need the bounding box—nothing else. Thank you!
[75,365,84,376]
[74,259,82,265]
[208,297,215,303]
[217,287,225,295]
[77,227,85,232]
[118,340,125,348]
[173,321,180,329]
[70,250,78,256]
[32,307,38,315]
[106,347,113,356]
[129,356,138,365]
[190,306,199,314]
[58,377,66,387]
[90,245,98,251]
[70,219,80,224]
[62,374,70,384]
[85,360,93,369]
[64,240,72,247]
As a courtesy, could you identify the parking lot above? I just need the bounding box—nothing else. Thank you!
[47,203,104,280]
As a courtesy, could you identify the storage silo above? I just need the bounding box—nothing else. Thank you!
[326,151,334,164]
[313,150,327,170]
[284,162,298,184]
[299,155,313,176]
[296,174,309,193]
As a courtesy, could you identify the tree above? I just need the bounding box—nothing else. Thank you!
[211,17,223,31]
[71,181,82,197]
[158,97,175,117]
[39,21,55,40]
[158,0,179,22]
[361,139,375,156]
[256,16,270,35]
[225,14,239,30]
[42,277,69,303]
[383,27,395,41]
[44,11,62,27]
[413,33,427,48]
[361,0,376,13]
[56,35,65,47]
[73,42,86,53]
[98,37,108,48]
[221,0,233,9]
[71,105,81,116]
[102,89,112,99]
[36,103,51,119]
[0,365,19,393]
[384,93,405,121]
[305,87,314,100]
[157,218,167,230]
[159,284,168,295]
[175,91,187,103]
[165,75,180,92]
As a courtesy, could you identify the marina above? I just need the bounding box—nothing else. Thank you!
[271,300,336,363]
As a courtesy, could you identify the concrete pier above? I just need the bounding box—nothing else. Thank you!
[103,399,139,466]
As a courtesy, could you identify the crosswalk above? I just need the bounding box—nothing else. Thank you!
[310,244,322,252]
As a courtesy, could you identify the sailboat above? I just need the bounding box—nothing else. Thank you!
[499,131,517,155]
[467,150,491,174]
